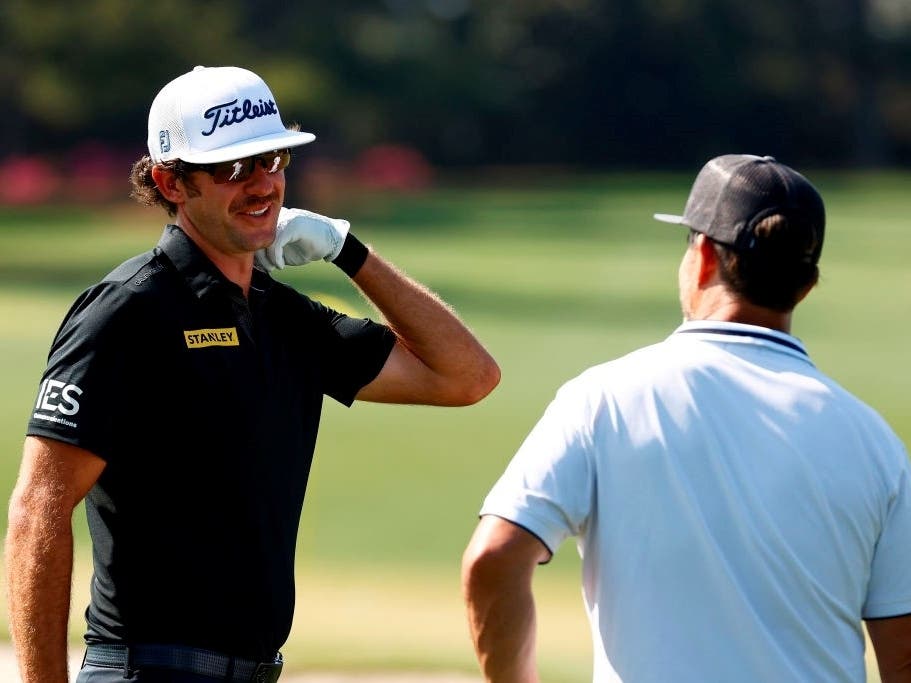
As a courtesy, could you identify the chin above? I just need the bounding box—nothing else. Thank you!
[259,223,278,244]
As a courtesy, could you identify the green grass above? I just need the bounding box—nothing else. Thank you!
[0,170,905,680]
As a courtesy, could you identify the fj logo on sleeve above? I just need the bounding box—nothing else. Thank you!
[183,327,240,348]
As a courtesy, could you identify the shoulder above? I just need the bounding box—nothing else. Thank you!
[540,341,668,423]
[823,378,909,463]
[102,250,159,286]
[58,250,168,337]
[561,338,677,396]
[546,337,713,434]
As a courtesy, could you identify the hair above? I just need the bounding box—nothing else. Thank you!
[709,214,821,311]
[129,156,201,216]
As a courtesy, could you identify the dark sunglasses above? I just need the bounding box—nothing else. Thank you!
[186,149,291,184]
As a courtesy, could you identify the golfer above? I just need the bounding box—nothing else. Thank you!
[5,65,500,683]
[462,154,911,682]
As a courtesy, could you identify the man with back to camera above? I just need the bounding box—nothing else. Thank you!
[4,65,500,683]
[461,154,911,682]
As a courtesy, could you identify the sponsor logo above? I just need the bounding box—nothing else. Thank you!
[33,379,82,427]
[32,413,78,429]
[201,98,278,137]
[184,327,240,348]
[134,262,165,286]
[159,130,171,154]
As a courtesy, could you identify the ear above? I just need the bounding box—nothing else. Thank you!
[151,165,184,204]
[694,234,719,287]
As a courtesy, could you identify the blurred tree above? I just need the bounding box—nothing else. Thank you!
[0,0,248,156]
[1,0,909,169]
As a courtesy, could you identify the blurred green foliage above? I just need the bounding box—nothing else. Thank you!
[2,0,911,167]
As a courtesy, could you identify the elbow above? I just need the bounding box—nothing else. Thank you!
[6,486,71,543]
[5,493,45,557]
[478,359,502,401]
[6,488,44,535]
[461,542,496,602]
[461,532,519,599]
[453,357,501,407]
[6,496,29,540]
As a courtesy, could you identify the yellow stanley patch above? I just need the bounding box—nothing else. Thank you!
[184,327,240,348]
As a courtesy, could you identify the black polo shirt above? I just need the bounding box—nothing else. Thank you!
[27,224,396,660]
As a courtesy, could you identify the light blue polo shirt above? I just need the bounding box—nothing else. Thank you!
[481,320,911,683]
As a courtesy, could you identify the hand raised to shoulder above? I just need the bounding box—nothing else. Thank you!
[255,207,350,271]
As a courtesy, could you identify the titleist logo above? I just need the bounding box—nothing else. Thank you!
[201,98,278,136]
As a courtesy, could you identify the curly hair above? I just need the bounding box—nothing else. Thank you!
[130,156,206,216]
[130,155,177,216]
[710,214,821,311]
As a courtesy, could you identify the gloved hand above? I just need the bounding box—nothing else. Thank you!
[255,207,351,271]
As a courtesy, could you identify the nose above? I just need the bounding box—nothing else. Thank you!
[243,161,284,195]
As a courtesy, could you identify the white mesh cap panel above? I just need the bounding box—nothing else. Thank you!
[146,66,314,163]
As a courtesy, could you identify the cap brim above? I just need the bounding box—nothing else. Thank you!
[178,130,316,164]
[653,213,686,224]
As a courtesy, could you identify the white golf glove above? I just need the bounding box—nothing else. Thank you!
[255,207,351,271]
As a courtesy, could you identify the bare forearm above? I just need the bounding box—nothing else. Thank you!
[5,507,74,683]
[867,616,911,683]
[461,517,551,682]
[881,668,911,683]
[352,248,499,404]
[465,583,540,683]
[877,653,911,683]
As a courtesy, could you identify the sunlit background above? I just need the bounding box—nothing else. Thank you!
[3,0,911,206]
[1,2,909,681]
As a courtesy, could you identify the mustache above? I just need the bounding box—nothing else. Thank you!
[232,195,280,213]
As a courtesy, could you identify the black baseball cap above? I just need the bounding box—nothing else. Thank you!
[654,154,825,265]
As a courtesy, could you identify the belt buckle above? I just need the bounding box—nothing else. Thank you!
[251,660,283,683]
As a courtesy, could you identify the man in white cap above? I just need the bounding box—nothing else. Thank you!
[5,65,500,683]
[461,154,911,682]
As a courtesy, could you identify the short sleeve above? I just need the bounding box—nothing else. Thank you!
[321,311,397,406]
[864,464,911,619]
[480,379,596,555]
[27,284,134,461]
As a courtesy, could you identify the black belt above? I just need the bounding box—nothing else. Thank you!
[84,643,283,682]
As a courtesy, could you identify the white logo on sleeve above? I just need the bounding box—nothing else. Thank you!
[33,379,83,428]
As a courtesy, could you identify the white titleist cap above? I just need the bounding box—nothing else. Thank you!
[147,65,315,164]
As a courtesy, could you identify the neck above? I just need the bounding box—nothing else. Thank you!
[686,286,793,333]
[176,220,253,297]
